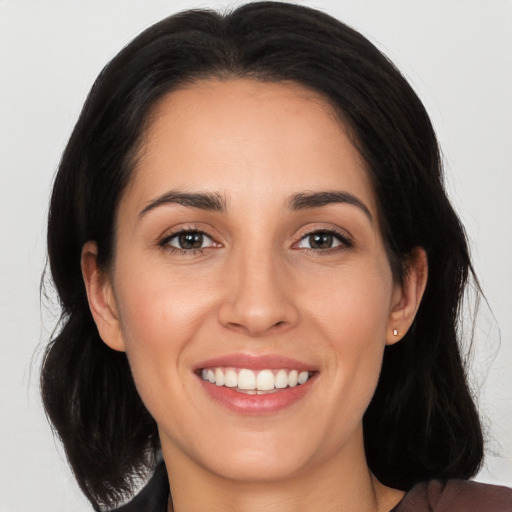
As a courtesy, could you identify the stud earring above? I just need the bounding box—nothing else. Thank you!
[393,329,398,336]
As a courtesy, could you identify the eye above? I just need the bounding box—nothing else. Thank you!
[296,230,351,251]
[160,228,217,252]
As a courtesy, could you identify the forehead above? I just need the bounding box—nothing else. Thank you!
[125,78,376,215]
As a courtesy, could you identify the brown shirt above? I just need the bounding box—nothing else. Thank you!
[391,479,512,511]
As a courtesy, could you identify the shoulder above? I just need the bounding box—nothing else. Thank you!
[392,479,512,512]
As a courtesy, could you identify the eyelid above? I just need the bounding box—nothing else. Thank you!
[157,224,222,252]
[156,223,353,255]
[293,224,353,251]
[167,231,215,249]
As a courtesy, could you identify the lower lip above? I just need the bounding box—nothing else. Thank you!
[197,374,317,415]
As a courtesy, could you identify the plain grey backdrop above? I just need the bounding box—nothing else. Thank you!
[1,1,511,510]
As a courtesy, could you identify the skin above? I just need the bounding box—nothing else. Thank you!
[82,79,427,512]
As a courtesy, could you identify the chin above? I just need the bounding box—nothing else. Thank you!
[203,449,311,483]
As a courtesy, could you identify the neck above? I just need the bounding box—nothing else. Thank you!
[162,428,404,512]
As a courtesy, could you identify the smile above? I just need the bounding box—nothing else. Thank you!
[200,367,311,394]
[194,354,318,414]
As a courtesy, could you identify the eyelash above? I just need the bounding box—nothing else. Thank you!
[295,226,353,254]
[157,226,217,256]
[157,225,353,256]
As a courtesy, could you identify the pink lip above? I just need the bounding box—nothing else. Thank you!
[194,353,316,372]
[194,353,318,415]
[198,376,317,415]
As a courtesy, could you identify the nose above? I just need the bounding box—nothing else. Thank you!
[217,247,300,337]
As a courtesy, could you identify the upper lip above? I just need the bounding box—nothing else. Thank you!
[194,353,317,372]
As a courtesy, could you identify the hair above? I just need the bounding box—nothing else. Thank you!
[41,2,484,509]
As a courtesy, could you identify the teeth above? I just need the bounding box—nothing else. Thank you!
[214,368,225,387]
[224,369,237,388]
[200,367,312,391]
[256,369,275,390]
[298,371,309,385]
[275,369,288,389]
[288,370,298,387]
[238,369,256,390]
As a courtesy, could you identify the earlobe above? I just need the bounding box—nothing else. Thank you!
[81,241,126,352]
[386,247,428,345]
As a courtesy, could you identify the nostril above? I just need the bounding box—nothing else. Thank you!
[217,293,300,336]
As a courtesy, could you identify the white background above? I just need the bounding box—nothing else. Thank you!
[0,1,511,510]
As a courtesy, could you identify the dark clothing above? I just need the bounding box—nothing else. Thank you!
[113,463,512,511]
[391,479,512,511]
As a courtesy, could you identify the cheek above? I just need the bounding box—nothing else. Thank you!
[115,260,217,343]
[304,261,393,344]
[304,264,393,407]
[112,265,219,408]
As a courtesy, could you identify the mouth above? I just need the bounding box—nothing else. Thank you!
[198,367,313,394]
[194,355,318,414]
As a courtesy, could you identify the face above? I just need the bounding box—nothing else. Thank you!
[84,79,419,483]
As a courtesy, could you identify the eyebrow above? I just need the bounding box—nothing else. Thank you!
[287,191,373,223]
[139,191,226,218]
[138,189,372,223]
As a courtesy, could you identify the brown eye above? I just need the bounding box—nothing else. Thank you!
[178,232,204,249]
[297,231,347,251]
[308,233,334,249]
[165,230,215,250]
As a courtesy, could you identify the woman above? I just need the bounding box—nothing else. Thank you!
[40,2,512,511]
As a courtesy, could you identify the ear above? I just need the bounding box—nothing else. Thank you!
[386,247,428,345]
[81,241,126,352]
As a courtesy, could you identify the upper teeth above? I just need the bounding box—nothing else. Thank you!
[201,367,311,391]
